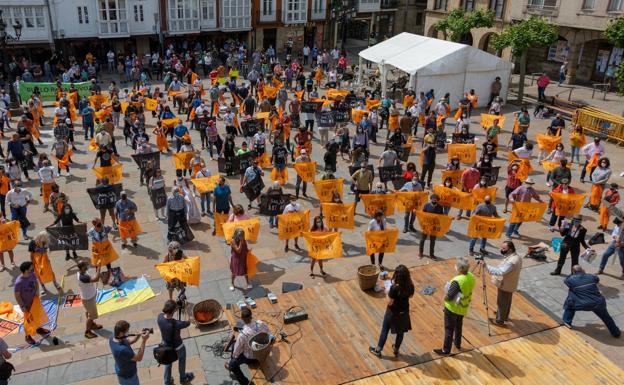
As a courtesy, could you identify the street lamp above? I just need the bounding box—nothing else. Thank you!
[0,10,23,110]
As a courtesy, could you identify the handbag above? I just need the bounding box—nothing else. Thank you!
[153,318,179,366]
[588,232,605,246]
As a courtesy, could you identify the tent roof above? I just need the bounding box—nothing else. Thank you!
[359,32,512,76]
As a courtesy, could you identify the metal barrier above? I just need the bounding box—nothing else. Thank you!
[591,83,610,101]
[575,107,624,144]
[555,86,576,101]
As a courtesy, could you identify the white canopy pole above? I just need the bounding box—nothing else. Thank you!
[409,73,416,92]
[380,60,387,98]
[357,56,363,86]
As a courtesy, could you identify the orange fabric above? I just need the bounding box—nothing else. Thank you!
[600,206,609,228]
[590,184,603,207]
[403,95,415,109]
[91,239,119,266]
[156,133,169,151]
[270,167,288,185]
[55,149,73,169]
[42,182,54,205]
[0,175,10,195]
[23,296,49,337]
[453,106,463,121]
[118,219,141,239]
[586,154,600,173]
[366,99,381,110]
[32,251,55,284]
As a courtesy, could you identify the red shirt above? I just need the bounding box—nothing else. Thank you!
[506,169,522,190]
[461,168,481,192]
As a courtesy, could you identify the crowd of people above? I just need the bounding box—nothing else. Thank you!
[0,39,622,385]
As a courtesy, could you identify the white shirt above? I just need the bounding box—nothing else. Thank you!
[611,225,621,242]
[513,147,532,159]
[38,166,59,183]
[107,51,115,62]
[6,189,33,207]
[283,202,300,214]
[368,218,386,231]
[195,169,212,179]
[77,270,97,300]
[434,102,446,116]
[55,106,68,118]
[253,132,267,146]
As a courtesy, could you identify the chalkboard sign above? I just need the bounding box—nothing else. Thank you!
[259,193,290,216]
[47,224,89,251]
[218,156,241,176]
[398,146,411,162]
[333,108,351,123]
[243,176,265,201]
[87,184,123,209]
[241,119,263,137]
[345,94,357,108]
[348,164,375,179]
[238,152,254,174]
[150,187,167,210]
[378,165,403,183]
[301,101,322,113]
[391,178,407,190]
[478,166,500,186]
[168,223,195,245]
[131,151,161,171]
[318,111,335,127]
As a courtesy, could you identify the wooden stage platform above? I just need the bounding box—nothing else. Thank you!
[225,259,623,384]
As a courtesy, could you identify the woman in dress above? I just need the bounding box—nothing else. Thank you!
[309,216,329,277]
[369,264,415,357]
[174,170,201,224]
[229,228,251,291]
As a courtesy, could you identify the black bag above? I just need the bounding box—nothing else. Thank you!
[588,232,605,246]
[153,319,179,366]
[0,361,15,380]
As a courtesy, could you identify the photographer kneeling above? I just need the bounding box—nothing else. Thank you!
[109,320,150,385]
[158,300,194,385]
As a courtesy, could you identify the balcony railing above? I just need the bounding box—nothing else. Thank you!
[525,4,558,16]
[380,0,398,9]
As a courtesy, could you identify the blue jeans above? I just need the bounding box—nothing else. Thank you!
[10,206,28,236]
[458,209,471,218]
[563,304,620,337]
[599,242,624,271]
[376,309,404,351]
[469,237,487,252]
[117,373,140,385]
[269,215,278,227]
[571,146,580,163]
[200,192,212,213]
[505,222,522,237]
[537,86,545,100]
[228,354,257,385]
[164,344,187,385]
[84,122,94,138]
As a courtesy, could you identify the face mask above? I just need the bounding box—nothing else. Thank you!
[445,183,451,187]
[64,209,71,214]
[452,160,458,164]
[500,248,508,255]
[572,219,581,225]
[173,190,180,197]
[484,200,491,205]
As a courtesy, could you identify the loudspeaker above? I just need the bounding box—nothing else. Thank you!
[282,282,303,293]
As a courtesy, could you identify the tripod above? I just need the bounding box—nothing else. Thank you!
[472,259,492,337]
[176,289,188,321]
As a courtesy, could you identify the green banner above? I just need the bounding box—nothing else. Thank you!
[19,81,92,102]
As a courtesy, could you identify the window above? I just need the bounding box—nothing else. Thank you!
[201,0,216,20]
[221,0,251,29]
[582,0,595,9]
[169,0,199,31]
[78,6,90,23]
[134,4,143,22]
[434,0,448,10]
[489,0,505,17]
[528,0,557,7]
[98,0,127,34]
[313,0,324,13]
[284,0,306,22]
[2,7,46,29]
[461,0,475,11]
[262,0,273,15]
[609,0,624,11]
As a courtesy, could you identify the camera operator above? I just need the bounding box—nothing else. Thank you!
[163,241,188,300]
[109,320,150,385]
[157,300,194,385]
[477,240,522,326]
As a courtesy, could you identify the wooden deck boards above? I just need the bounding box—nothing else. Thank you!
[225,259,562,385]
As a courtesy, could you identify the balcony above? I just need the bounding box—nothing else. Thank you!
[168,18,200,33]
[380,0,398,9]
[98,21,129,36]
[525,1,559,17]
[358,0,381,13]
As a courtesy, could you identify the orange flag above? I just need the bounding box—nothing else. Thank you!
[293,162,316,183]
[294,90,304,100]
[509,202,548,222]
[0,221,20,252]
[54,149,73,170]
[277,210,310,240]
[360,193,396,216]
[23,296,49,337]
[42,182,54,205]
[403,95,415,109]
[365,229,399,255]
[395,191,429,212]
[321,203,355,229]
[433,185,475,210]
[467,216,506,239]
[480,114,506,130]
[156,134,170,152]
[550,193,586,217]
[447,144,477,164]
[155,256,200,286]
[93,164,123,184]
[91,239,119,266]
[214,212,229,237]
[366,99,381,110]
[314,178,344,203]
[88,138,99,152]
[585,154,600,173]
[191,176,221,193]
[441,169,463,187]
[161,118,179,129]
[222,218,261,243]
[32,251,54,284]
[246,250,259,279]
[173,152,194,169]
[415,211,453,237]
[351,109,368,124]
[302,232,343,260]
[144,98,158,111]
[270,167,288,185]
[536,134,561,152]
[472,187,498,204]
[327,89,349,100]
[264,85,278,99]
[542,161,571,172]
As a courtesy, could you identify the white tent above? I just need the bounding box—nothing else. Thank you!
[358,32,513,108]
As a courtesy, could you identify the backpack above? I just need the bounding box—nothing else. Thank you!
[153,318,179,366]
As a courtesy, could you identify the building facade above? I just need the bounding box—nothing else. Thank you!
[424,0,512,58]
[0,1,54,62]
[508,0,623,85]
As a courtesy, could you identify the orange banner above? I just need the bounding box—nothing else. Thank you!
[366,99,381,110]
[415,211,453,237]
[293,162,317,183]
[467,216,506,239]
[277,210,310,240]
[365,229,400,255]
[89,94,108,109]
[536,134,561,152]
[264,85,278,99]
[0,221,19,252]
[270,167,288,185]
[91,239,119,266]
[173,152,194,169]
[93,164,123,184]
[23,296,49,337]
[480,114,506,130]
[395,191,429,212]
[118,219,142,239]
[256,152,272,168]
[222,218,261,243]
[313,178,344,203]
[351,109,368,124]
[472,187,498,204]
[191,176,221,193]
[441,169,463,187]
[246,250,259,279]
[321,203,355,229]
[42,182,54,205]
[327,89,349,100]
[156,134,169,152]
[447,144,477,164]
[161,118,178,129]
[541,161,571,172]
[360,193,396,217]
[302,232,343,260]
[509,202,548,223]
[155,256,200,286]
[144,98,158,111]
[433,185,475,210]
[550,193,586,217]
[585,154,600,173]
[54,149,73,170]
[214,212,228,237]
[32,251,54,284]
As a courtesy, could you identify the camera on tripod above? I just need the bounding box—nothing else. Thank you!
[176,290,187,309]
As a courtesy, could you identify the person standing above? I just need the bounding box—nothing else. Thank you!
[6,182,32,239]
[351,162,373,211]
[587,157,611,211]
[157,300,195,385]
[479,241,522,325]
[434,257,475,355]
[14,262,51,345]
[598,217,623,275]
[599,183,619,231]
[166,189,188,242]
[548,178,575,232]
[400,176,423,233]
[536,73,550,101]
[368,210,387,270]
[109,320,150,385]
[309,215,329,276]
[505,177,542,238]
[369,265,415,357]
[562,265,620,337]
[488,77,502,106]
[551,214,589,275]
[580,137,605,183]
[294,148,310,198]
[229,228,251,291]
[195,163,213,216]
[0,335,12,385]
[282,195,302,252]
[457,164,480,220]
[420,140,436,188]
[115,191,139,248]
[77,261,103,339]
[419,194,443,260]
[213,177,233,235]
[469,195,498,256]
[559,62,567,85]
[50,203,83,260]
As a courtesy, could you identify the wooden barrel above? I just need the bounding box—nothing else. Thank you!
[357,265,379,291]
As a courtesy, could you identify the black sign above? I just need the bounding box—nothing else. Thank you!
[243,176,265,201]
[391,178,407,190]
[345,94,357,108]
[87,184,123,209]
[378,165,403,183]
[131,151,161,171]
[150,187,167,210]
[241,119,263,137]
[301,101,322,113]
[238,152,254,174]
[348,164,375,179]
[168,223,195,245]
[318,111,335,127]
[218,157,241,175]
[332,108,351,123]
[379,107,389,120]
[478,166,500,186]
[47,224,88,251]
[259,193,290,216]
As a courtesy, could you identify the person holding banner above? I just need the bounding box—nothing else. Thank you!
[506,178,542,239]
[195,163,213,216]
[230,228,251,291]
[162,241,189,300]
[352,162,373,211]
[420,194,444,259]
[580,137,605,183]
[457,164,480,220]
[115,191,139,248]
[282,196,302,252]
[551,215,590,276]
[15,262,51,345]
[28,232,61,294]
[548,179,576,232]
[587,158,612,211]
[50,203,83,260]
[309,216,329,277]
[93,143,118,168]
[400,176,424,233]
[0,217,16,271]
[368,210,388,269]
[469,196,499,256]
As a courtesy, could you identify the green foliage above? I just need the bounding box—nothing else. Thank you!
[434,8,495,43]
[605,16,624,48]
[615,63,624,96]
[491,17,558,55]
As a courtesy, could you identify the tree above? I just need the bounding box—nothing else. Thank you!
[434,8,495,43]
[604,16,624,95]
[491,17,558,103]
